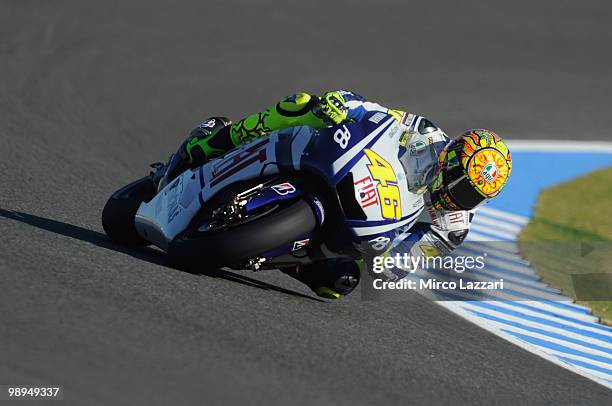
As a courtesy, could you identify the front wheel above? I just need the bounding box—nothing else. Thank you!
[168,199,316,269]
[102,176,156,246]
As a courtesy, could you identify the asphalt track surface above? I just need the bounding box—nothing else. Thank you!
[1,1,611,405]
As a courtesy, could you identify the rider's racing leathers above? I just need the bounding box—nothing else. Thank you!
[180,91,473,298]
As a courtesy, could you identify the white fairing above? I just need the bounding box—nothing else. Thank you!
[134,133,284,250]
[134,170,203,250]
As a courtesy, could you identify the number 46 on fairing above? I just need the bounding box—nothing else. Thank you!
[363,149,402,220]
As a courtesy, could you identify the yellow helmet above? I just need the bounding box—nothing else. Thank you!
[430,129,512,211]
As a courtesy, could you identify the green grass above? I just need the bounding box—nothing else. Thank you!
[518,166,612,325]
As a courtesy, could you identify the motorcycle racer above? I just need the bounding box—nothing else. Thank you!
[165,91,512,299]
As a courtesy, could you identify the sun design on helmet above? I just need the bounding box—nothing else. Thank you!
[461,129,512,197]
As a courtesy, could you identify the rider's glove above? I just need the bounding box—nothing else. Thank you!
[313,91,349,125]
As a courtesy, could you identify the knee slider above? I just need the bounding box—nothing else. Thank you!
[312,259,361,296]
[276,92,317,116]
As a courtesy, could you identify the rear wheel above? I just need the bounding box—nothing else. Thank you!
[102,176,156,246]
[168,199,316,269]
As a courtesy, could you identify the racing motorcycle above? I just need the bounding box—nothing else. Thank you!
[102,111,426,271]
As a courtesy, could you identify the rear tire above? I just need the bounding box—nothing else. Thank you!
[168,199,316,268]
[102,176,156,246]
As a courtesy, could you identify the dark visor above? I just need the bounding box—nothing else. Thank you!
[447,176,487,210]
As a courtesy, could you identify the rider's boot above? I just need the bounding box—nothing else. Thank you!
[159,117,233,189]
[281,259,361,299]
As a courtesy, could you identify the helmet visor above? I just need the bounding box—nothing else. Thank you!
[446,174,487,210]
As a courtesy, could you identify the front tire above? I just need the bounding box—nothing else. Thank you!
[168,199,316,269]
[102,176,156,246]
